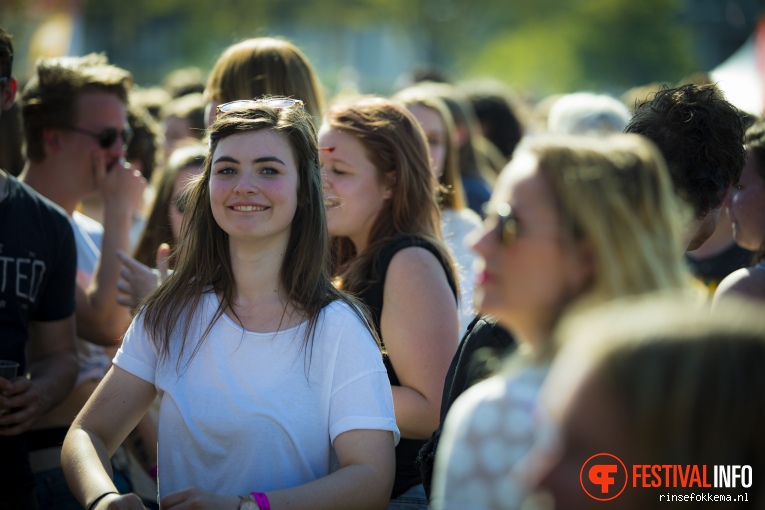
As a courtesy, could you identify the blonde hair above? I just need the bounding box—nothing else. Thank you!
[524,134,691,305]
[394,85,466,210]
[549,295,765,509]
[205,37,325,124]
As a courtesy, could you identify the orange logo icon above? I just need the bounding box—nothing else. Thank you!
[580,453,628,501]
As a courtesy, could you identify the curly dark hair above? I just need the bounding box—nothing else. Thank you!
[625,84,746,219]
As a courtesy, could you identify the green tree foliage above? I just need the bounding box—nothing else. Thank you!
[461,0,698,95]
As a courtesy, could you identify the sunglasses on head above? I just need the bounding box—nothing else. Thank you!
[65,125,133,149]
[215,98,304,119]
[484,202,518,245]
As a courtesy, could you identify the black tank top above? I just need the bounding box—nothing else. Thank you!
[357,236,458,498]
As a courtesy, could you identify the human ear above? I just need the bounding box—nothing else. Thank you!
[382,170,396,200]
[42,128,63,154]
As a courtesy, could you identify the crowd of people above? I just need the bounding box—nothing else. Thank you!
[0,24,763,510]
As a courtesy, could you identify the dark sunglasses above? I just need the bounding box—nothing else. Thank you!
[484,202,518,245]
[65,126,133,149]
[215,98,304,119]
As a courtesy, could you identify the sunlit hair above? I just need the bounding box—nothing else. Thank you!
[625,84,746,219]
[547,92,630,136]
[21,53,133,162]
[744,118,765,263]
[324,96,457,294]
[205,37,325,124]
[141,98,375,370]
[409,82,496,184]
[394,85,466,210]
[523,134,691,306]
[549,295,765,509]
[132,142,207,269]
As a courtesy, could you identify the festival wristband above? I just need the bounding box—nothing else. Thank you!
[252,491,271,510]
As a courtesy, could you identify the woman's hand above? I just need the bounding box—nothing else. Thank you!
[160,488,240,510]
[116,244,171,308]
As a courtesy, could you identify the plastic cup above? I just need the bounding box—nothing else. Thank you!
[0,360,18,380]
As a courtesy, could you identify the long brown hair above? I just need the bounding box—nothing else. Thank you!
[205,37,325,125]
[141,98,375,371]
[394,85,467,210]
[132,143,206,268]
[325,97,457,294]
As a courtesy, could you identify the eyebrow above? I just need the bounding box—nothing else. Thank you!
[213,155,287,166]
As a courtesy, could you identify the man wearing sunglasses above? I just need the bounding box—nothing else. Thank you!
[0,27,79,510]
[18,53,146,508]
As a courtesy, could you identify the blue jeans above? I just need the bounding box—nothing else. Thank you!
[387,483,428,510]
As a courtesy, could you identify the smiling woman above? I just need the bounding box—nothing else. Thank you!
[62,98,399,510]
[320,97,460,509]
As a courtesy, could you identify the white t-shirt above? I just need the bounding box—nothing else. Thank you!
[114,293,400,497]
[441,208,482,336]
[430,364,548,510]
[70,211,111,386]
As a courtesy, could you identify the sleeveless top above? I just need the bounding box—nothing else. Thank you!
[357,236,458,498]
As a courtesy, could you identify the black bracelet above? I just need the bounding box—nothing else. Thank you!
[87,491,119,510]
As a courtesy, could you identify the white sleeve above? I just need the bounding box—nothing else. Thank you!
[113,311,159,385]
[430,376,538,510]
[326,305,400,446]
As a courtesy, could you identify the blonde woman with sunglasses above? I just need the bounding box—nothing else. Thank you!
[62,99,398,510]
[430,134,693,510]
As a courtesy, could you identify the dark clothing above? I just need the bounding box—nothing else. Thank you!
[461,176,492,218]
[685,242,754,293]
[0,174,77,498]
[417,315,516,499]
[357,236,458,499]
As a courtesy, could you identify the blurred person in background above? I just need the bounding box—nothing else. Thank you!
[79,101,163,249]
[546,92,630,136]
[321,97,460,509]
[204,37,325,128]
[531,296,765,510]
[19,53,146,508]
[713,118,765,305]
[159,92,206,159]
[411,82,495,216]
[130,86,172,122]
[117,142,207,308]
[161,66,206,99]
[625,84,746,251]
[394,84,481,335]
[465,81,525,165]
[0,26,79,510]
[430,134,693,510]
[62,98,398,510]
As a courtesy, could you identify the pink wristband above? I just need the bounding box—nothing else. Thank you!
[252,492,270,510]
